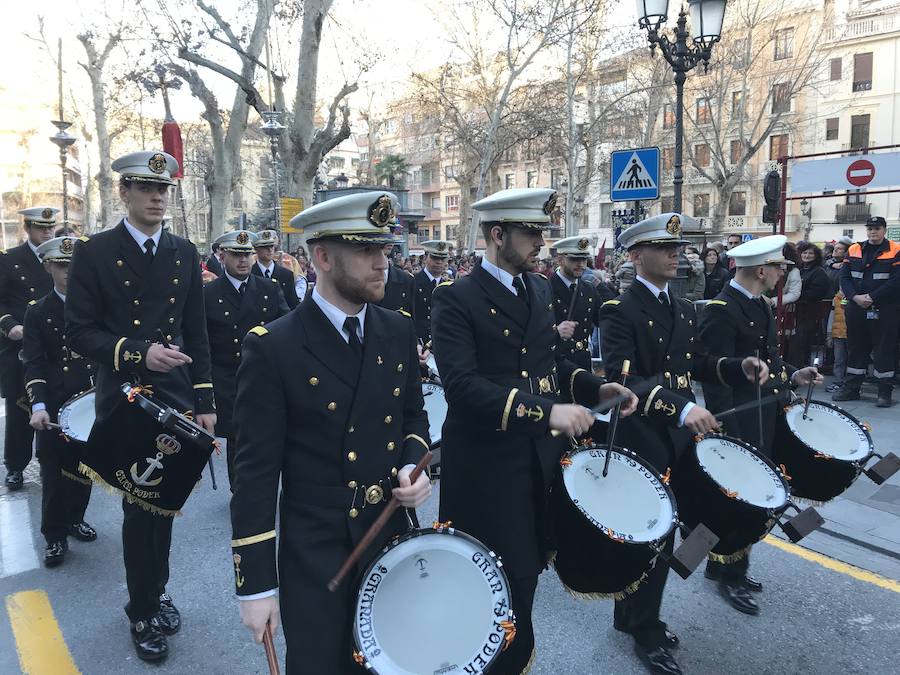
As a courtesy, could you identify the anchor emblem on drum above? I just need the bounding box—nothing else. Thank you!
[129,434,181,486]
[415,557,429,579]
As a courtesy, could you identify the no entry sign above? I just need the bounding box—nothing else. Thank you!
[846,159,875,187]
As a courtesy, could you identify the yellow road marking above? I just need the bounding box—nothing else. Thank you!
[763,536,900,594]
[5,590,81,674]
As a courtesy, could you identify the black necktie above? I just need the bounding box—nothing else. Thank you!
[658,291,669,307]
[344,316,362,359]
[144,239,155,260]
[513,277,529,306]
[238,282,246,296]
[265,268,272,279]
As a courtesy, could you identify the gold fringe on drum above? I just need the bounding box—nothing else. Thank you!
[707,544,753,564]
[555,568,650,601]
[78,462,183,517]
[61,468,93,486]
[521,647,537,675]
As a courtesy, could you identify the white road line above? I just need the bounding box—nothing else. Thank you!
[0,498,39,578]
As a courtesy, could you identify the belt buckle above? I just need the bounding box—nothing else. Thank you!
[676,375,688,389]
[539,376,552,394]
[575,340,584,350]
[365,484,384,505]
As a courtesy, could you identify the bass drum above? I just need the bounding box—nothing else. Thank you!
[58,388,96,443]
[553,444,677,598]
[422,381,447,479]
[672,435,790,561]
[353,525,515,675]
[774,400,873,503]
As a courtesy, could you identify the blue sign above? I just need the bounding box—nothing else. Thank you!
[610,147,660,201]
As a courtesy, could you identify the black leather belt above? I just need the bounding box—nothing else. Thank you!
[285,472,399,515]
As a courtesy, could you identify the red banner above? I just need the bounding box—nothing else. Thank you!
[162,121,184,179]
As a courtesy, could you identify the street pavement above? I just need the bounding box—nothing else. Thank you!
[1,385,899,675]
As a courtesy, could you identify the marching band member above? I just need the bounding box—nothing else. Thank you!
[551,236,602,376]
[599,214,767,675]
[376,243,415,316]
[432,187,637,673]
[252,230,300,309]
[66,150,216,662]
[230,192,431,673]
[413,239,452,345]
[698,235,821,615]
[22,236,97,567]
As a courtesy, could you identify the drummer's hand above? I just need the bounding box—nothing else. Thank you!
[740,357,769,384]
[239,596,280,644]
[549,404,594,437]
[196,413,217,435]
[146,343,192,372]
[417,344,430,369]
[683,405,719,435]
[556,320,577,340]
[393,463,432,507]
[598,383,638,417]
[30,409,51,431]
[7,324,23,341]
[792,367,824,387]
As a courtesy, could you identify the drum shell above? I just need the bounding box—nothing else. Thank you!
[774,403,865,503]
[672,435,787,559]
[552,445,674,599]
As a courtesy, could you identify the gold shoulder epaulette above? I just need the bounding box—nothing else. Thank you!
[271,277,278,283]
[602,299,620,307]
[78,236,89,242]
[248,326,268,337]
[707,300,728,306]
[437,280,454,288]
[397,309,412,318]
[28,299,37,305]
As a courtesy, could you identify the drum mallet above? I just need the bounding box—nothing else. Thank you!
[262,621,280,675]
[802,357,820,420]
[327,451,432,592]
[602,359,630,477]
[754,349,764,451]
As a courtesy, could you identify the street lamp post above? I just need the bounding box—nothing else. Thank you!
[260,110,285,233]
[50,121,76,229]
[636,0,727,214]
[800,197,811,240]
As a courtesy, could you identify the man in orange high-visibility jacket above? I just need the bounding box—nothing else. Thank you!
[834,216,900,407]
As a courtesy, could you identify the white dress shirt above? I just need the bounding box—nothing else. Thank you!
[223,270,249,293]
[123,218,162,254]
[311,287,365,343]
[257,261,276,278]
[27,239,42,262]
[480,256,526,297]
[556,269,577,289]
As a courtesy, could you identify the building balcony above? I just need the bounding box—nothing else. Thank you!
[835,203,871,223]
[823,14,897,43]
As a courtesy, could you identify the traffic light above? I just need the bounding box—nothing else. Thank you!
[762,170,781,224]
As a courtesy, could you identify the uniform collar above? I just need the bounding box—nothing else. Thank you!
[423,267,439,283]
[123,217,162,252]
[27,239,42,261]
[311,286,366,343]
[480,254,522,296]
[729,278,758,300]
[556,269,577,288]
[224,270,249,292]
[54,288,66,302]
[635,274,669,298]
[257,260,276,275]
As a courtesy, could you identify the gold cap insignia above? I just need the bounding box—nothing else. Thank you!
[236,231,250,245]
[368,195,395,227]
[436,241,446,252]
[41,208,54,220]
[155,433,181,455]
[666,215,681,236]
[543,192,558,215]
[60,238,75,255]
[577,238,589,250]
[148,153,167,174]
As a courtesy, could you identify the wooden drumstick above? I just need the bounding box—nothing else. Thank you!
[262,621,280,675]
[755,349,764,450]
[602,359,630,477]
[802,357,820,420]
[327,451,432,592]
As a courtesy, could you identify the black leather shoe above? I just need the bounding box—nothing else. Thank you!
[131,619,168,662]
[744,575,763,592]
[634,643,683,675]
[876,396,892,408]
[5,470,23,490]
[832,388,860,402]
[718,580,760,615]
[69,521,97,542]
[664,629,679,648]
[156,593,181,635]
[43,541,68,567]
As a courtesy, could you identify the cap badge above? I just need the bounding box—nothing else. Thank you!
[236,231,250,245]
[666,215,681,236]
[368,195,395,227]
[577,238,589,250]
[148,153,167,174]
[437,241,447,252]
[543,192,558,216]
[41,208,54,220]
[60,238,75,255]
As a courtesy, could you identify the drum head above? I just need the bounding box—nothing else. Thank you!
[695,437,788,509]
[355,529,512,675]
[563,447,675,543]
[784,402,872,462]
[58,390,96,443]
[426,353,439,377]
[422,382,446,448]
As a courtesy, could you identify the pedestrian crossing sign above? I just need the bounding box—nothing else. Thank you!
[610,147,660,201]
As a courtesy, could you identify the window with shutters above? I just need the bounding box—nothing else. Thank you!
[663,104,675,129]
[774,28,794,60]
[850,114,870,149]
[830,58,842,81]
[526,171,537,188]
[693,193,710,217]
[695,143,711,167]
[771,83,791,114]
[729,191,747,216]
[662,146,675,171]
[445,195,459,212]
[696,97,712,124]
[769,134,788,161]
[825,118,839,141]
[853,53,872,91]
[505,173,516,189]
[730,139,743,164]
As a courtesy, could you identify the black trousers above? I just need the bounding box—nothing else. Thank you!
[225,434,237,491]
[1,355,35,472]
[38,431,91,543]
[614,532,674,648]
[845,303,898,390]
[488,574,538,674]
[122,498,173,622]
